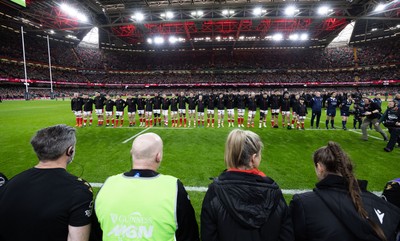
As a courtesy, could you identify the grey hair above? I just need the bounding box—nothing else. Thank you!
[30,124,76,161]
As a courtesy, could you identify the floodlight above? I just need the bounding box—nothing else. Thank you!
[272,33,283,41]
[285,6,298,16]
[197,10,204,16]
[169,36,178,44]
[77,13,88,23]
[253,7,262,16]
[147,38,153,44]
[222,10,229,15]
[166,11,174,19]
[49,30,55,34]
[154,36,164,44]
[371,28,378,32]
[134,12,144,21]
[374,3,385,12]
[191,11,197,16]
[60,3,88,23]
[289,34,299,40]
[300,33,308,40]
[229,10,235,14]
[216,36,221,41]
[317,6,331,15]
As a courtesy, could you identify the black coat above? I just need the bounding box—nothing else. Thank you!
[201,171,294,241]
[290,174,400,241]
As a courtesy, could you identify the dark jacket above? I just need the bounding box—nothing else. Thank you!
[201,171,294,241]
[290,174,400,241]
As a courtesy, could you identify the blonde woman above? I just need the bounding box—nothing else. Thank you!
[201,129,293,241]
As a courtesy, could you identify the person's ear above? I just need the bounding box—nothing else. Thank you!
[155,152,162,163]
[66,146,74,156]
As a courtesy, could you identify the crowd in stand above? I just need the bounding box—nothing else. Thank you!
[1,85,399,101]
[0,28,399,72]
[0,28,399,93]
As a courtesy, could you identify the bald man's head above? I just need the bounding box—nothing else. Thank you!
[131,133,163,170]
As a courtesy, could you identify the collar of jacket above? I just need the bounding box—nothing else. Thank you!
[316,174,368,191]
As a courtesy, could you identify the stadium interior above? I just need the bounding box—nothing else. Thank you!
[0,0,399,97]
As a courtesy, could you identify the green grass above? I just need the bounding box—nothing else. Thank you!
[1,99,399,226]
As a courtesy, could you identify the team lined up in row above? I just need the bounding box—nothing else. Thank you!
[71,90,309,129]
[70,90,392,130]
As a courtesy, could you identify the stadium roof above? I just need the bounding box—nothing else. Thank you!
[0,0,399,50]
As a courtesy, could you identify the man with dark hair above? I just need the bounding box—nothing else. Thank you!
[161,94,170,127]
[170,93,179,127]
[178,92,188,127]
[246,92,257,128]
[145,94,154,127]
[137,94,146,127]
[325,92,338,129]
[104,95,115,127]
[206,93,216,128]
[126,94,137,127]
[153,93,162,126]
[0,125,93,241]
[114,95,126,128]
[92,133,199,241]
[94,92,106,126]
[236,91,247,128]
[216,93,226,128]
[71,92,84,127]
[187,93,197,127]
[258,92,269,128]
[269,90,280,128]
[82,94,94,127]
[196,95,206,127]
[226,93,236,127]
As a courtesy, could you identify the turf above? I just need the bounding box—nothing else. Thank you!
[0,99,399,226]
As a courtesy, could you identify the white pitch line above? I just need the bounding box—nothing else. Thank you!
[348,129,382,140]
[122,127,151,144]
[89,183,381,196]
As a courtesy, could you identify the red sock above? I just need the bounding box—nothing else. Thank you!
[106,119,109,124]
[158,118,161,124]
[84,119,87,124]
[198,120,200,125]
[292,119,295,125]
[301,123,304,128]
[184,118,187,125]
[212,119,214,124]
[79,117,83,125]
[202,121,204,125]
[154,118,156,124]
[90,119,92,124]
[207,119,210,124]
[115,120,119,126]
[112,119,115,125]
[121,120,124,125]
[271,120,274,126]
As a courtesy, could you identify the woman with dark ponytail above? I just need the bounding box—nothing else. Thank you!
[290,141,400,241]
